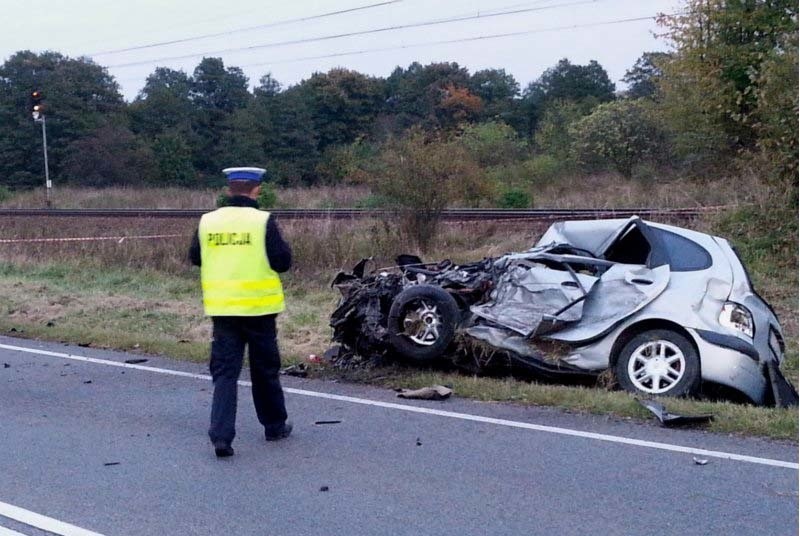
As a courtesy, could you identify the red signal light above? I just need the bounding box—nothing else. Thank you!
[30,90,45,115]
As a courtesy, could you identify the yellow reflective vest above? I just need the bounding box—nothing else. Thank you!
[198,206,285,316]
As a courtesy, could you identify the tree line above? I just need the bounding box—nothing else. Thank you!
[0,0,796,206]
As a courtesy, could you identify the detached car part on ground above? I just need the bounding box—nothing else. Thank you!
[329,217,797,408]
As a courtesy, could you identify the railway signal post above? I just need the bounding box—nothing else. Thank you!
[31,90,51,208]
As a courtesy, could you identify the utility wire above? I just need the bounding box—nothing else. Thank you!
[111,11,666,86]
[240,13,665,69]
[104,0,605,69]
[87,0,402,56]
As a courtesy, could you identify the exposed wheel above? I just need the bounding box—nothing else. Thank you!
[615,329,700,397]
[387,285,460,362]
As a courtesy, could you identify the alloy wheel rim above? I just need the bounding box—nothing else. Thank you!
[403,300,441,346]
[627,340,686,394]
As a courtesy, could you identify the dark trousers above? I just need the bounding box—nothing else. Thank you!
[208,315,288,445]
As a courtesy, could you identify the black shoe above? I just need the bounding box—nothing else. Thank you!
[265,421,293,442]
[214,442,234,458]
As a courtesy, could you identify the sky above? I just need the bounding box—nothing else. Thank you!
[0,0,679,101]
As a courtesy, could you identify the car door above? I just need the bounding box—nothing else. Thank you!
[546,218,671,344]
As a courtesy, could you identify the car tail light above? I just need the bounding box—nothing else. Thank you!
[719,302,754,338]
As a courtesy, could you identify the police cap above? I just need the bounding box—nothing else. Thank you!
[222,167,267,182]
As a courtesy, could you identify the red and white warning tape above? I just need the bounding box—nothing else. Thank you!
[0,234,187,244]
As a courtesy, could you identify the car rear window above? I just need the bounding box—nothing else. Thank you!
[654,229,712,271]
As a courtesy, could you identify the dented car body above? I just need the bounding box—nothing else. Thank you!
[330,217,797,407]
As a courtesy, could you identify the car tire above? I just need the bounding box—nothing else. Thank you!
[615,329,701,398]
[387,285,460,362]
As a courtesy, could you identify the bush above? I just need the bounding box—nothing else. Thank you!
[62,125,158,186]
[458,121,527,167]
[498,188,531,208]
[534,98,597,164]
[215,182,278,209]
[523,154,565,183]
[152,132,195,186]
[369,127,483,250]
[258,182,277,208]
[570,99,668,177]
[315,141,380,185]
[631,162,659,182]
[0,185,12,204]
[354,194,392,208]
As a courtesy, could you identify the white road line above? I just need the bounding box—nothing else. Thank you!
[2,342,798,471]
[0,500,105,536]
[0,524,26,536]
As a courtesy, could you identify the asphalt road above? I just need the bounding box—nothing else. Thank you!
[0,335,797,536]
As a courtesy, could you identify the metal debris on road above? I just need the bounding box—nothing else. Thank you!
[693,457,709,465]
[396,385,453,400]
[636,399,713,427]
[280,363,308,378]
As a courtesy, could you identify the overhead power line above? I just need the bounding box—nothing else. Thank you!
[112,11,666,86]
[103,0,606,69]
[87,0,403,57]
[239,13,666,70]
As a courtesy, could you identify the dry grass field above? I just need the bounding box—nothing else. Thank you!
[1,171,772,211]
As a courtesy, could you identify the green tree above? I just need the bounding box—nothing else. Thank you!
[262,87,320,184]
[468,68,520,123]
[129,67,193,138]
[370,128,483,249]
[152,132,195,185]
[217,102,268,168]
[534,98,597,163]
[254,73,282,97]
[525,58,615,103]
[189,57,252,176]
[385,62,471,131]
[62,125,157,186]
[520,58,615,138]
[622,52,671,99]
[190,57,250,112]
[458,121,526,167]
[570,100,667,178]
[0,50,124,188]
[750,30,798,194]
[294,68,385,151]
[315,140,380,185]
[657,0,798,170]
[216,77,325,185]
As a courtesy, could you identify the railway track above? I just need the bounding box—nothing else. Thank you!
[0,206,726,221]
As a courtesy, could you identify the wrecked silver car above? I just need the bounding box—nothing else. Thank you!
[329,217,797,407]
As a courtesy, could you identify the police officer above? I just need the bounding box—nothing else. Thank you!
[189,167,293,458]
